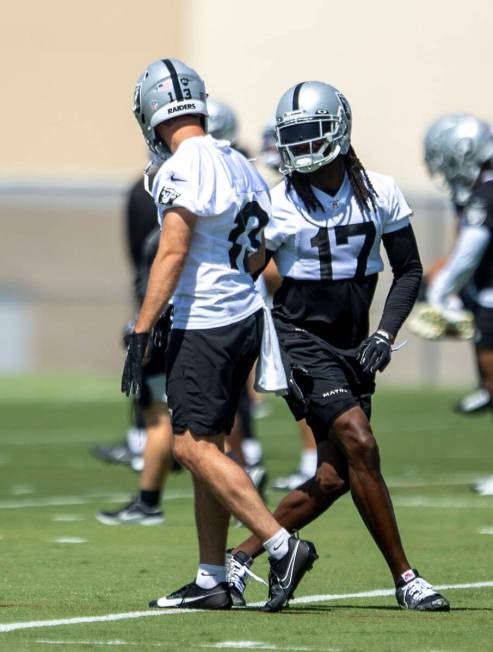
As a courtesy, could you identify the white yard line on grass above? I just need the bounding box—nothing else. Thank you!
[2,581,492,634]
[35,642,325,651]
[9,484,36,495]
[51,515,84,522]
[1,490,491,512]
[0,490,193,510]
[36,641,165,647]
[0,609,198,634]
[478,527,493,535]
[386,473,485,488]
[52,537,87,544]
[262,581,493,608]
[393,496,493,509]
[201,643,325,651]
[35,642,326,651]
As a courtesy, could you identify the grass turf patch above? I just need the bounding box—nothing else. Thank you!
[0,379,492,650]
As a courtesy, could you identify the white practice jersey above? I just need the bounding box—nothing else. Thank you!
[266,171,412,280]
[149,135,269,329]
[427,172,493,309]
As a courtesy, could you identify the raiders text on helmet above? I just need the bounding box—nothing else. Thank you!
[133,59,208,156]
[274,81,352,175]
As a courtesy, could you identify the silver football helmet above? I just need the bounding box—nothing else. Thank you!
[424,114,493,204]
[207,98,237,142]
[133,58,208,156]
[258,116,281,171]
[274,81,352,175]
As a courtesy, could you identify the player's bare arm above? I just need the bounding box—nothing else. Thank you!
[247,235,266,275]
[134,208,197,334]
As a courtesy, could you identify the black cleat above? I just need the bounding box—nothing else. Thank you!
[149,581,232,609]
[263,536,318,612]
[396,570,450,611]
[226,550,252,606]
[271,471,311,492]
[90,443,134,466]
[226,549,267,606]
[246,465,269,502]
[96,496,164,526]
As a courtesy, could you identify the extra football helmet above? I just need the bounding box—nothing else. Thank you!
[207,98,237,142]
[274,81,352,175]
[424,114,493,204]
[258,116,281,171]
[133,59,208,156]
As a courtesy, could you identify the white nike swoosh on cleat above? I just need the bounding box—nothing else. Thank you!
[153,589,226,608]
[279,540,300,587]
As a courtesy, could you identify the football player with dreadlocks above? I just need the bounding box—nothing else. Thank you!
[227,81,450,612]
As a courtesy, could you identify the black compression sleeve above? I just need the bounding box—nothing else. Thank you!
[379,225,423,337]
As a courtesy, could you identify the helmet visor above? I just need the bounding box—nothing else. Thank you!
[278,119,339,146]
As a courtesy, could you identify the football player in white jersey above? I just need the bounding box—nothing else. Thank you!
[96,99,267,525]
[227,81,449,612]
[121,58,317,612]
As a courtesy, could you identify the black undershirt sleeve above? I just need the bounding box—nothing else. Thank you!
[379,224,423,337]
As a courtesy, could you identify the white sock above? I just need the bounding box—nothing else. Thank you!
[195,564,226,589]
[263,528,291,560]
[241,439,263,467]
[300,449,317,477]
[126,427,147,456]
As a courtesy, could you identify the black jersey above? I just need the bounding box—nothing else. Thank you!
[466,176,493,292]
[125,177,160,305]
[126,178,159,269]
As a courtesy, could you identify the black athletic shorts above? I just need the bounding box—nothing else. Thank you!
[475,305,493,350]
[166,310,263,436]
[275,318,375,443]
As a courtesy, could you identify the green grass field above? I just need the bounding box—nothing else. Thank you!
[0,376,492,651]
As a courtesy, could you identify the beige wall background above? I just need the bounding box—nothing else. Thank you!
[0,0,491,383]
[1,0,187,180]
[1,0,491,192]
[187,0,492,194]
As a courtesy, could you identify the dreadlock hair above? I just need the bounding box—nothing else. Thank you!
[286,145,379,215]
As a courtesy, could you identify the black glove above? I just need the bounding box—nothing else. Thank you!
[357,330,392,374]
[122,319,136,348]
[152,306,173,349]
[121,332,149,397]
